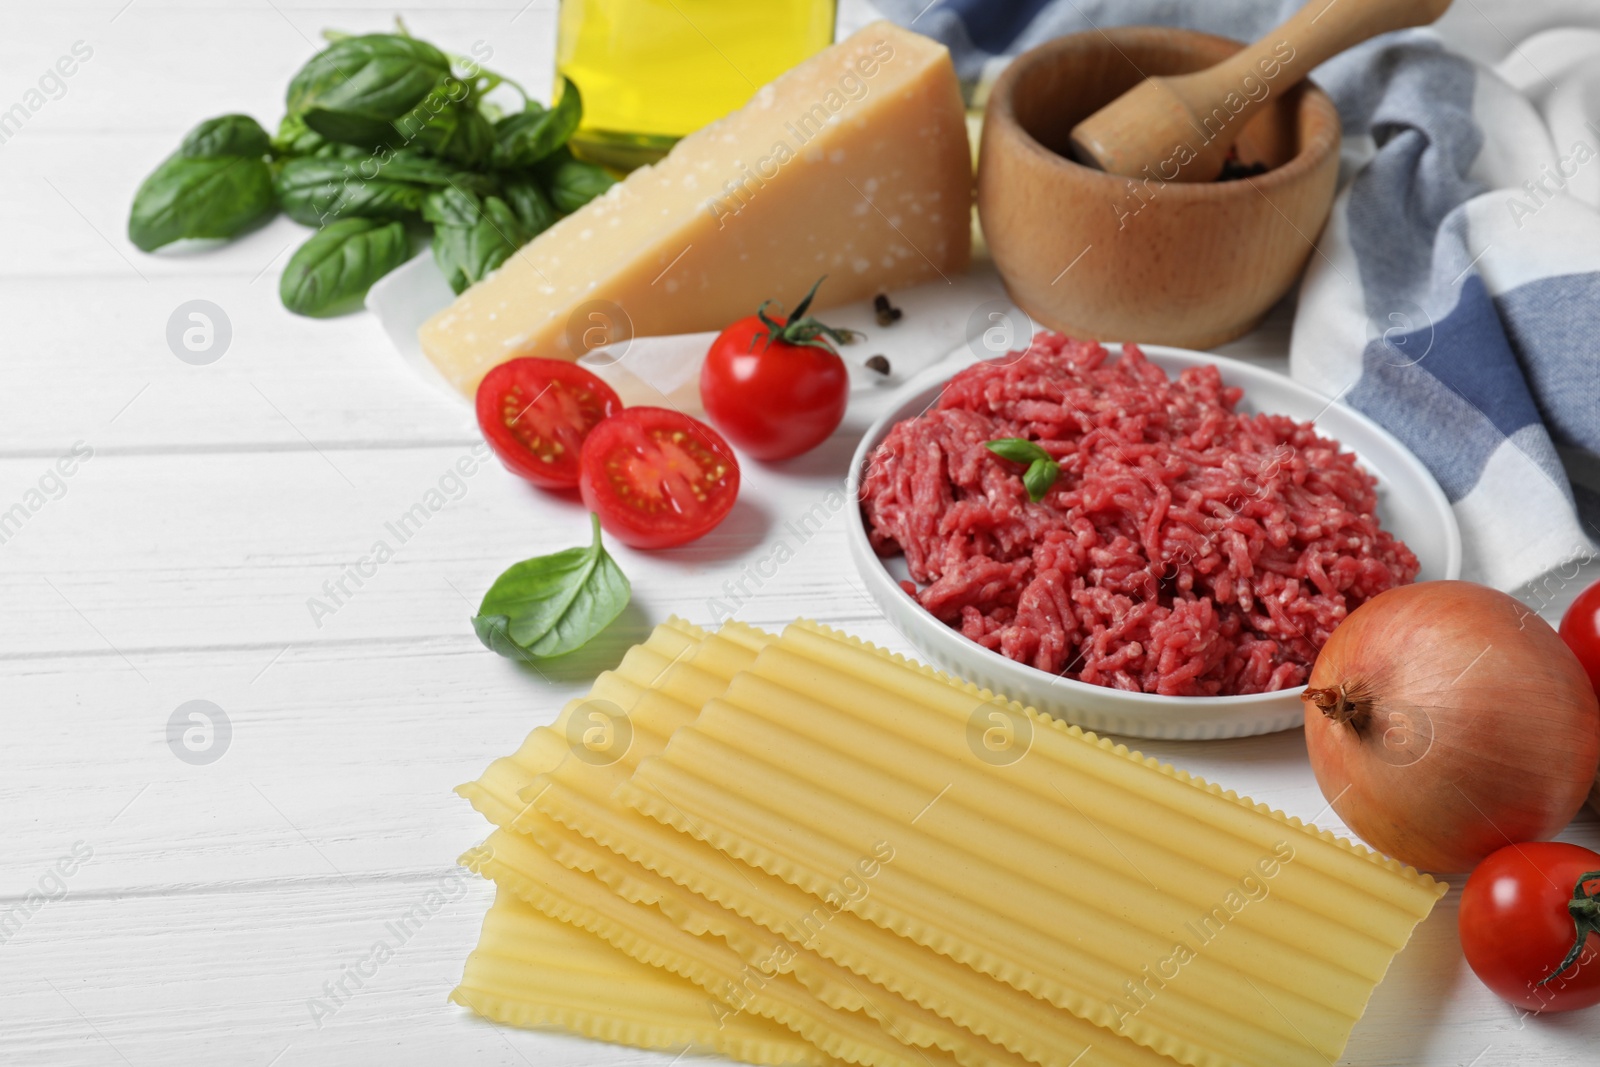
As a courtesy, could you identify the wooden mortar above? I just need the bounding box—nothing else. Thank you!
[977,27,1341,349]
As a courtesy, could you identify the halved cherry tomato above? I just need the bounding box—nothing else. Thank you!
[578,407,739,549]
[1459,841,1600,1012]
[476,357,622,489]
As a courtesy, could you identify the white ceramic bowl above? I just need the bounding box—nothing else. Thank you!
[846,344,1463,740]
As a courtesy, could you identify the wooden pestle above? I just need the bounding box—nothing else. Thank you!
[1069,0,1454,182]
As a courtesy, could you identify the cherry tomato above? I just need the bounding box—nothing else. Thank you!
[1560,578,1600,694]
[700,278,853,461]
[476,358,622,489]
[578,407,739,549]
[1458,841,1600,1012]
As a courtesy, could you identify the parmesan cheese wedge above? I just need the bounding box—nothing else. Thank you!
[419,21,972,395]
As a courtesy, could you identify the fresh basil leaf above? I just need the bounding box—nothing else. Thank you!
[492,79,582,168]
[986,438,1060,501]
[502,178,558,236]
[300,106,397,149]
[129,113,279,251]
[274,156,428,226]
[430,195,528,294]
[421,186,483,227]
[381,150,493,190]
[312,141,371,161]
[1022,458,1061,502]
[402,102,494,166]
[286,34,450,122]
[537,148,616,214]
[289,37,478,155]
[274,112,326,156]
[317,147,494,193]
[181,114,272,159]
[279,217,412,317]
[985,438,1052,466]
[129,154,276,252]
[472,514,631,661]
[308,71,489,163]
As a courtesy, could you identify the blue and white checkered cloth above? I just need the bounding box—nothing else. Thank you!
[880,0,1600,592]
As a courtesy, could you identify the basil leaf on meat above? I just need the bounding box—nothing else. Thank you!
[1021,458,1061,502]
[472,514,631,660]
[279,217,412,316]
[984,438,1051,465]
[986,438,1060,503]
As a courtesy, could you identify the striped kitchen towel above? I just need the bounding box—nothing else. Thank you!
[881,0,1600,593]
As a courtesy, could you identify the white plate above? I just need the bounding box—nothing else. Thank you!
[846,344,1463,741]
[365,256,1008,407]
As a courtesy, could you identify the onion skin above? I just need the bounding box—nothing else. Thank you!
[1302,580,1600,874]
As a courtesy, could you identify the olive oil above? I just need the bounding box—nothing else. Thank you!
[557,0,837,170]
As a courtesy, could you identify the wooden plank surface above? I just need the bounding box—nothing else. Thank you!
[3,2,1597,1065]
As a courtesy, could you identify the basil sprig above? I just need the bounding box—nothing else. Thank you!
[473,515,631,661]
[985,438,1061,503]
[127,26,618,316]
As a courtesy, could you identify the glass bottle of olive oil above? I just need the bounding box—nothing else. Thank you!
[557,0,838,170]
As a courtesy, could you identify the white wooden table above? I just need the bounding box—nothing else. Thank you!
[3,3,1596,1064]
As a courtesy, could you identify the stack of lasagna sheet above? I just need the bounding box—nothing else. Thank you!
[451,619,1445,1067]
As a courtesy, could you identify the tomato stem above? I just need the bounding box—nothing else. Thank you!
[753,276,862,354]
[1537,870,1600,986]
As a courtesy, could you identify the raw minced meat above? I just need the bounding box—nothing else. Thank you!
[859,334,1419,697]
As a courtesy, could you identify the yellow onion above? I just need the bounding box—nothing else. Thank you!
[1302,580,1600,873]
